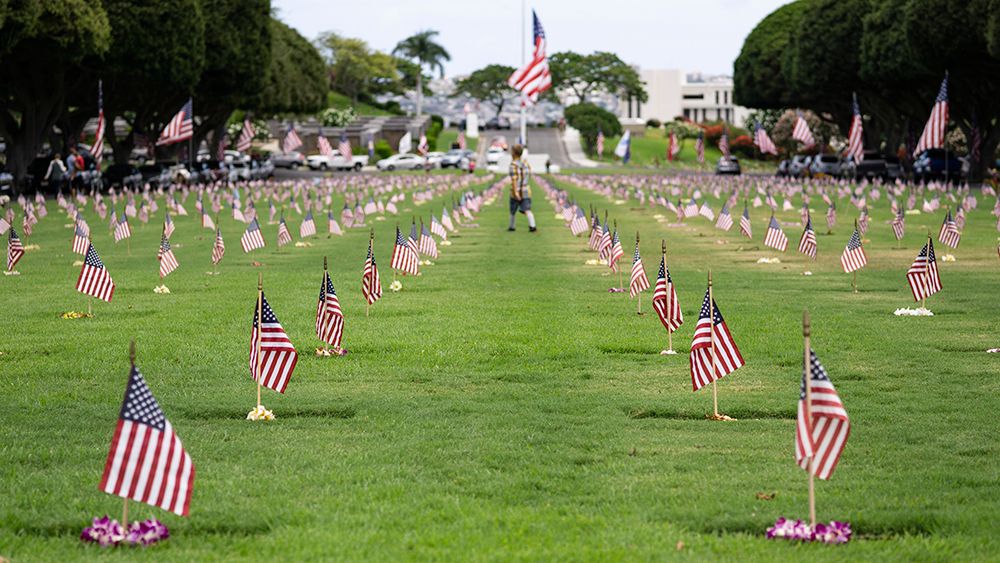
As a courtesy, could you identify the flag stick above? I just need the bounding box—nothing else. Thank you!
[663,239,673,353]
[803,309,816,526]
[124,339,137,528]
[255,272,263,408]
[922,232,932,309]
[635,232,642,313]
[709,270,719,418]
[367,231,374,317]
[851,219,859,293]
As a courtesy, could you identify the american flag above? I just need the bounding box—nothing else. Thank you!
[241,218,265,253]
[419,221,439,258]
[858,207,869,235]
[390,226,419,275]
[430,214,448,240]
[317,136,333,157]
[629,241,649,298]
[651,256,683,332]
[457,131,466,150]
[695,131,705,164]
[753,121,778,155]
[250,293,298,394]
[598,220,613,259]
[202,210,215,231]
[282,125,302,153]
[840,228,867,273]
[668,131,680,161]
[156,98,194,146]
[826,202,837,230]
[163,212,175,239]
[719,128,730,159]
[77,243,115,302]
[792,111,815,146]
[341,202,354,228]
[596,129,604,156]
[7,227,24,271]
[300,211,317,238]
[891,208,905,241]
[845,93,864,164]
[211,228,225,265]
[798,216,817,259]
[689,287,745,392]
[328,210,343,236]
[796,350,850,480]
[237,118,255,152]
[316,270,344,348]
[570,206,589,236]
[698,202,715,221]
[338,134,352,160]
[937,209,961,248]
[608,228,624,272]
[72,222,90,255]
[716,205,733,231]
[98,364,194,517]
[739,206,752,239]
[441,207,455,232]
[683,198,699,218]
[507,10,552,102]
[362,239,382,305]
[93,81,106,166]
[914,73,949,156]
[114,214,132,242]
[417,134,429,156]
[764,216,788,252]
[217,134,228,160]
[907,239,942,302]
[277,216,293,247]
[0,216,9,236]
[157,233,178,278]
[232,201,246,223]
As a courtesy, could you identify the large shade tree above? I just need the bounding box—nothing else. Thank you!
[452,64,516,118]
[317,32,399,108]
[392,30,450,116]
[549,51,647,105]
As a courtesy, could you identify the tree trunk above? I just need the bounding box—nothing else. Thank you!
[415,73,423,116]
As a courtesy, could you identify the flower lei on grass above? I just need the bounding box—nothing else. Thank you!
[246,405,275,421]
[81,516,169,547]
[766,517,851,544]
[389,280,403,292]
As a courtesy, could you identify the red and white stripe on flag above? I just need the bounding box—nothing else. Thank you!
[250,294,298,393]
[689,288,744,391]
[796,350,850,480]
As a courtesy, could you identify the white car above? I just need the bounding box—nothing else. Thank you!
[306,151,368,171]
[376,153,426,171]
[486,146,505,164]
[224,150,250,164]
[424,151,446,168]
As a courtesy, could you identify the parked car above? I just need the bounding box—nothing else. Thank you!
[139,163,172,188]
[376,153,425,171]
[485,116,512,130]
[884,155,904,180]
[715,157,741,175]
[252,158,275,179]
[440,149,475,169]
[223,150,250,164]
[913,149,964,183]
[424,151,446,168]
[306,151,368,171]
[0,165,13,197]
[810,154,843,178]
[228,160,252,182]
[789,155,813,178]
[272,151,305,169]
[104,164,143,189]
[843,150,886,180]
[775,159,791,177]
[485,146,506,165]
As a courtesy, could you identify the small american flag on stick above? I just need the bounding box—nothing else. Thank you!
[241,218,265,253]
[250,285,298,395]
[764,215,788,252]
[362,233,382,306]
[77,243,115,302]
[7,227,24,271]
[316,261,345,349]
[629,235,649,298]
[907,237,942,302]
[937,209,961,249]
[840,226,867,274]
[390,226,419,275]
[797,316,850,482]
[689,275,744,394]
[651,250,683,333]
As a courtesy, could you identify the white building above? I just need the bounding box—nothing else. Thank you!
[620,69,750,126]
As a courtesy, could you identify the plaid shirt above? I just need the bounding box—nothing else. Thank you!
[509,159,532,199]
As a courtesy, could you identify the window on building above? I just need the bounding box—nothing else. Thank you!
[715,91,719,104]
[682,94,704,100]
[724,91,729,105]
[683,109,690,119]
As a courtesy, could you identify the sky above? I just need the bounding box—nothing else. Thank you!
[273,0,788,78]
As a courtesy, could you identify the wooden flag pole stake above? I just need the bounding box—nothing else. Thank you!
[636,232,641,313]
[663,240,672,353]
[709,270,720,419]
[255,273,263,408]
[124,339,137,528]
[922,232,932,310]
[366,231,374,317]
[803,309,816,526]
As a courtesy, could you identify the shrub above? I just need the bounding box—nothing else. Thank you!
[374,139,392,161]
[730,135,756,159]
[564,103,622,155]
[645,118,662,129]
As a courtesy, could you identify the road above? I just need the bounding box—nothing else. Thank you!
[524,127,572,167]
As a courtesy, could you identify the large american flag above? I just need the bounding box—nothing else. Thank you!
[753,121,778,155]
[211,228,225,265]
[914,73,949,156]
[157,234,179,278]
[739,206,752,239]
[93,81,106,166]
[651,256,683,332]
[796,350,850,480]
[798,216,817,259]
[792,111,815,147]
[629,241,649,298]
[282,125,303,153]
[764,215,788,252]
[689,287,745,392]
[277,216,293,247]
[338,134,352,160]
[77,243,115,302]
[250,293,298,394]
[840,228,867,273]
[716,204,733,231]
[7,227,24,271]
[241,218,266,253]
[237,118,256,152]
[507,10,552,102]
[98,365,194,517]
[362,240,382,305]
[390,226,419,275]
[937,209,961,248]
[156,99,194,146]
[316,270,344,348]
[907,239,942,302]
[845,93,864,164]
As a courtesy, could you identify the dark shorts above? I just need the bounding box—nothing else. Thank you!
[509,197,532,214]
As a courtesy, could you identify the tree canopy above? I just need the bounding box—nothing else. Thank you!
[259,18,326,115]
[392,30,450,116]
[452,64,516,118]
[549,51,647,104]
[318,32,400,107]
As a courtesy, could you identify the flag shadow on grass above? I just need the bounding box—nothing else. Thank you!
[178,405,356,420]
[625,406,795,421]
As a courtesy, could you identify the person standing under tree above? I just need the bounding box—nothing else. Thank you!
[508,144,537,232]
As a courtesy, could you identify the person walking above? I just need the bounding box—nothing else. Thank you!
[508,144,537,232]
[44,152,67,193]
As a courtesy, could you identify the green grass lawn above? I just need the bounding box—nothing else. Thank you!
[599,128,771,172]
[2,175,1000,560]
[435,129,478,153]
[327,91,399,117]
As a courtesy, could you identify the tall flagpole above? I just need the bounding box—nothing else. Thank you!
[519,0,527,147]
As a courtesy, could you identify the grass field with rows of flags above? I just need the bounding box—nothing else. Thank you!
[2,171,1000,560]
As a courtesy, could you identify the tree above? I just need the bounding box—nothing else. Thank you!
[0,1,111,185]
[317,32,399,107]
[392,30,450,116]
[452,65,516,118]
[732,2,806,110]
[563,103,622,154]
[549,51,646,104]
[258,19,327,115]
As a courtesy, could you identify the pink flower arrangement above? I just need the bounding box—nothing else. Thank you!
[766,517,851,544]
[81,516,169,547]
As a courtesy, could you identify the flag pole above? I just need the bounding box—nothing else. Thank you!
[664,239,673,354]
[852,219,859,293]
[635,231,641,314]
[367,230,373,317]
[124,339,137,528]
[322,256,329,354]
[803,309,816,526]
[709,269,719,419]
[255,272,263,408]
[923,231,931,310]
[615,220,623,291]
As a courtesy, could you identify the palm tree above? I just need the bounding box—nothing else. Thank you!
[393,30,451,116]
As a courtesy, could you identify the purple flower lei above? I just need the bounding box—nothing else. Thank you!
[766,517,851,544]
[81,516,169,547]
